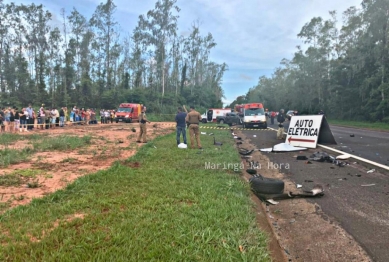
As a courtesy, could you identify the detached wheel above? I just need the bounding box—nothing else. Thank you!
[249,175,284,194]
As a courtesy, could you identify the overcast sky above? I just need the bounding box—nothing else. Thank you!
[11,0,362,105]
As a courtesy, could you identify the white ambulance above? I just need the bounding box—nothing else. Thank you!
[201,108,232,123]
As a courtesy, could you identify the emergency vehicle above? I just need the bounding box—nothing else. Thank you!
[115,103,143,123]
[201,108,232,123]
[241,103,267,129]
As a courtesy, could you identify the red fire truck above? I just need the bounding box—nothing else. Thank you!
[115,103,143,123]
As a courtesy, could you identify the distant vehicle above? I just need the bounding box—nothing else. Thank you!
[286,110,295,120]
[242,103,267,129]
[115,103,143,123]
[201,108,231,123]
[217,112,242,126]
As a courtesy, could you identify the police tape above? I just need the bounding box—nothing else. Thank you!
[144,122,272,131]
[1,120,272,131]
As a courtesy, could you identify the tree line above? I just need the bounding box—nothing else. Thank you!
[0,0,227,113]
[229,0,389,122]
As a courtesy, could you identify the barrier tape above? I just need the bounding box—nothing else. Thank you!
[1,120,272,131]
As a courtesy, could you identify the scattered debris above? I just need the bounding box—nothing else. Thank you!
[236,141,243,145]
[367,169,375,173]
[246,169,257,175]
[208,133,214,136]
[309,151,347,167]
[305,161,312,164]
[350,134,355,137]
[304,180,313,182]
[361,184,375,187]
[336,154,351,160]
[253,135,257,138]
[260,143,308,153]
[296,156,308,160]
[241,156,252,159]
[296,184,302,188]
[131,128,136,132]
[213,137,223,146]
[255,184,325,202]
[177,143,187,149]
[201,132,207,135]
[307,185,324,196]
[239,148,254,155]
[266,199,279,205]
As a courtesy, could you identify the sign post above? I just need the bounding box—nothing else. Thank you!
[285,115,336,148]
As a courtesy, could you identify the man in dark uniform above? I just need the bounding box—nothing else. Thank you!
[185,106,202,149]
[175,106,187,145]
[137,106,151,143]
[277,109,286,140]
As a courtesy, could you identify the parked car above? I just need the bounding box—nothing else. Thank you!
[217,112,242,126]
[286,110,295,120]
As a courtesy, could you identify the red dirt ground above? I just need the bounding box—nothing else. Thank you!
[0,122,175,213]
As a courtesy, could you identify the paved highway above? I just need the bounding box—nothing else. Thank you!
[245,122,389,261]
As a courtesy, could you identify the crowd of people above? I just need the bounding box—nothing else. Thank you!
[0,104,118,133]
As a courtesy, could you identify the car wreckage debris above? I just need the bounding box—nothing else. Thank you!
[309,151,347,167]
[239,148,254,155]
[254,184,325,204]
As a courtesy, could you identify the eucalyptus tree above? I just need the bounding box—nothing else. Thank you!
[134,0,180,96]
[90,0,119,90]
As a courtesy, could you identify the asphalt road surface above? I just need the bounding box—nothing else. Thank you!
[243,122,389,262]
[270,120,389,167]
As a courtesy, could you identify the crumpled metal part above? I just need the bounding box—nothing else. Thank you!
[309,151,347,167]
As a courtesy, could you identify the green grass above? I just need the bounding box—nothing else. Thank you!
[0,135,92,167]
[0,169,44,187]
[147,113,176,122]
[0,133,46,146]
[328,119,389,131]
[32,135,92,151]
[0,148,33,167]
[0,130,270,261]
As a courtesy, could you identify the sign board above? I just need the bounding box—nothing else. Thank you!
[285,115,336,148]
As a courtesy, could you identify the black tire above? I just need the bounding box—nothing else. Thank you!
[249,175,284,194]
[116,120,118,123]
[128,118,132,123]
[202,119,207,123]
[263,123,267,129]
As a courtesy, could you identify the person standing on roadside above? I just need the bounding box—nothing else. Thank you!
[26,104,33,130]
[277,109,286,140]
[185,106,202,149]
[137,106,151,143]
[175,106,188,145]
[59,107,65,127]
[270,111,276,125]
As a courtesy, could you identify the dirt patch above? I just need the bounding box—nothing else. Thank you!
[0,122,175,214]
[237,131,372,262]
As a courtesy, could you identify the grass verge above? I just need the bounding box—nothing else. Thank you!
[0,135,92,167]
[0,130,270,261]
[328,119,389,131]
